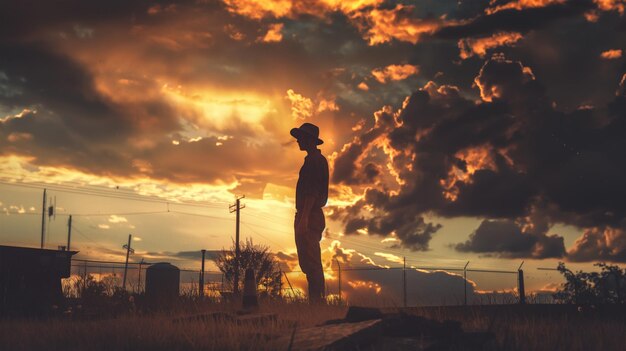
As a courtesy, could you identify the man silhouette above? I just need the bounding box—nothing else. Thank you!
[290,122,328,303]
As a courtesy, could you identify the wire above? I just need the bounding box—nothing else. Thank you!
[241,220,293,236]
[241,222,288,251]
[168,210,231,221]
[0,180,228,209]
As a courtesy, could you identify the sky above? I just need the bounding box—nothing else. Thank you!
[1,0,626,304]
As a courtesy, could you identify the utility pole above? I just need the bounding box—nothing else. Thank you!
[200,249,206,298]
[464,261,470,306]
[229,195,245,295]
[67,215,73,251]
[122,234,134,291]
[403,256,407,308]
[336,258,342,304]
[40,188,47,249]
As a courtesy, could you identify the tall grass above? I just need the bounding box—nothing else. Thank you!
[406,305,626,351]
[0,300,346,351]
[2,298,625,350]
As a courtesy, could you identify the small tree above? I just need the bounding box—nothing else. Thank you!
[554,262,625,304]
[216,238,282,296]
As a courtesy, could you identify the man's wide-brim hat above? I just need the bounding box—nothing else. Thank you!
[290,122,324,145]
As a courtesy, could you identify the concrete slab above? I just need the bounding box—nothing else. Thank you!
[277,319,382,351]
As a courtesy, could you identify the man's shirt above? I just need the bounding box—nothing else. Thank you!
[296,149,329,210]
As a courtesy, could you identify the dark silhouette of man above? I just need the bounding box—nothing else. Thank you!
[290,122,328,303]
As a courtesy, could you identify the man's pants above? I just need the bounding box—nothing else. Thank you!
[295,207,325,303]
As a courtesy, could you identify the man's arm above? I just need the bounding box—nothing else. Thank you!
[296,153,327,232]
[296,195,315,232]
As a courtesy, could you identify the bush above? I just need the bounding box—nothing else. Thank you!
[553,262,625,304]
[216,238,282,296]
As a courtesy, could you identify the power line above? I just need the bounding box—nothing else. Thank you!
[0,174,230,206]
[70,264,221,273]
[168,210,231,221]
[242,222,288,251]
[0,180,227,209]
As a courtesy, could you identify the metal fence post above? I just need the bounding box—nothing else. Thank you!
[518,261,526,304]
[464,261,469,306]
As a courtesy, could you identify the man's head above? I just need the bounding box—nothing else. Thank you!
[290,123,323,151]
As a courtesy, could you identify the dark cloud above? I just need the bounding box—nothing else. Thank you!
[172,250,222,261]
[455,219,566,259]
[1,0,626,263]
[435,0,595,39]
[567,220,626,262]
[319,242,481,306]
[331,53,626,260]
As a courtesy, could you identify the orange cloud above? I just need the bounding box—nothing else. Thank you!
[600,49,622,59]
[584,0,625,21]
[222,0,293,19]
[595,0,625,14]
[474,54,535,102]
[7,132,33,142]
[317,96,339,113]
[350,4,442,45]
[0,155,238,203]
[285,89,314,120]
[458,32,524,59]
[224,24,246,41]
[618,73,626,96]
[440,145,498,201]
[318,0,383,14]
[260,23,284,42]
[374,252,403,264]
[221,0,383,20]
[568,226,626,262]
[371,64,419,83]
[485,0,566,15]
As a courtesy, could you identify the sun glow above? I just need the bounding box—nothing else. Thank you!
[162,84,276,130]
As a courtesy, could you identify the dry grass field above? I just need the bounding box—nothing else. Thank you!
[1,301,625,350]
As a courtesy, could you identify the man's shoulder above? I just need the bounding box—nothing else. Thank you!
[310,150,328,165]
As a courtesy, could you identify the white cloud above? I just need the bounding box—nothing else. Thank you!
[108,215,128,223]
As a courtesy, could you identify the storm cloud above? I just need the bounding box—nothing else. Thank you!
[330,53,626,261]
[2,0,626,262]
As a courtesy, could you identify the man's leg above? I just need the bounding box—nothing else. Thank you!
[308,208,326,303]
[307,266,325,303]
[295,213,325,303]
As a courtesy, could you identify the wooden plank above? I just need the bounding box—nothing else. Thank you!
[278,319,382,351]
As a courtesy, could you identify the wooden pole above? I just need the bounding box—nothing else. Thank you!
[122,234,132,290]
[230,196,245,295]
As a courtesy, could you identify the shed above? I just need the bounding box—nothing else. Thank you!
[0,245,77,316]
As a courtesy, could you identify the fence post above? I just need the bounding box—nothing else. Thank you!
[464,261,469,306]
[336,259,342,304]
[403,257,407,308]
[518,261,525,305]
[278,268,283,299]
[199,249,206,299]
